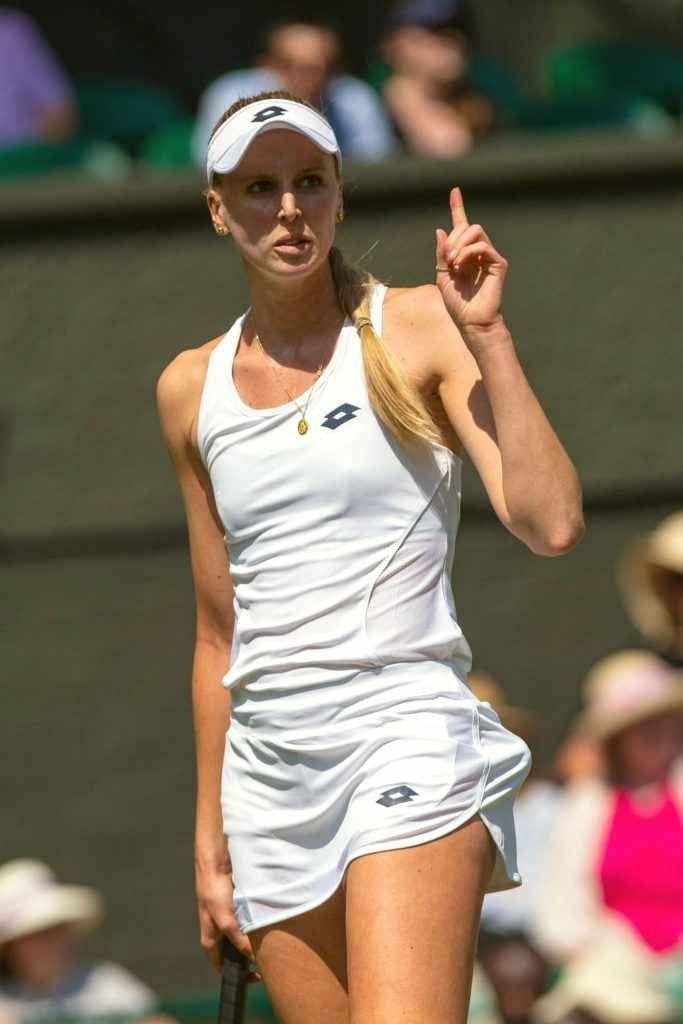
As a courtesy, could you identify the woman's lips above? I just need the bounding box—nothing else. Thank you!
[274,238,311,253]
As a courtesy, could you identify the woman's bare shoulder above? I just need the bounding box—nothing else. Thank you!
[383,283,448,327]
[381,284,458,379]
[156,335,224,452]
[157,335,223,399]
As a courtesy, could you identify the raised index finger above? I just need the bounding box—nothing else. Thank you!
[450,186,469,231]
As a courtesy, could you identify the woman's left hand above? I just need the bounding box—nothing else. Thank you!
[435,186,508,335]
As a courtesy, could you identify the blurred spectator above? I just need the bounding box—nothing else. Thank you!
[534,931,681,1024]
[378,0,493,158]
[552,727,604,786]
[0,9,77,146]
[0,860,160,1023]
[469,673,554,1024]
[478,931,548,1024]
[469,961,506,1024]
[471,672,561,940]
[531,650,683,1024]
[193,18,396,166]
[618,511,683,668]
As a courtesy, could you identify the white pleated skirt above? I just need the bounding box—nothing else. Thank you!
[222,660,532,934]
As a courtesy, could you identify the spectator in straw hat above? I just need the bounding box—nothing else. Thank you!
[530,650,683,1023]
[618,511,683,667]
[0,860,161,1024]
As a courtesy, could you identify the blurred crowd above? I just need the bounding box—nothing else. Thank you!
[3,510,682,1023]
[2,0,683,180]
[470,510,683,1024]
[0,860,176,1024]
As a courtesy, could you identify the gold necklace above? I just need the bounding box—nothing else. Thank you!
[255,334,325,435]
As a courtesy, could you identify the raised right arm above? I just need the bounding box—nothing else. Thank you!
[156,348,256,970]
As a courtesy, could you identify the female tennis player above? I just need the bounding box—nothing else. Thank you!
[157,90,584,1023]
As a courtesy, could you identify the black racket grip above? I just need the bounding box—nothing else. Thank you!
[217,936,250,1024]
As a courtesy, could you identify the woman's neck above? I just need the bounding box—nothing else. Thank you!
[244,260,344,359]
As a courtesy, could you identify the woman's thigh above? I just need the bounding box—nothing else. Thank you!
[248,881,349,1024]
[345,814,496,1024]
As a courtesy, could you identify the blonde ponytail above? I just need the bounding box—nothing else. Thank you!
[328,247,446,451]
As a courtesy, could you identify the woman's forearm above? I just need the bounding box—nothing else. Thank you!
[192,636,232,871]
[465,318,584,555]
[435,187,583,555]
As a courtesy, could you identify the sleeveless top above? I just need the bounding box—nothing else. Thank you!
[598,783,683,953]
[196,284,473,724]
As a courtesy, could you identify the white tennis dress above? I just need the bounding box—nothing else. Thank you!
[196,283,532,934]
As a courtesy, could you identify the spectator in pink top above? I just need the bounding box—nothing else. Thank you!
[532,650,683,1024]
[0,8,77,146]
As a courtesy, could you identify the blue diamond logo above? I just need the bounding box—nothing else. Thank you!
[321,403,360,430]
[376,785,418,807]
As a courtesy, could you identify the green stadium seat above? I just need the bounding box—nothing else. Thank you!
[468,54,673,135]
[158,983,277,1024]
[0,138,87,179]
[246,984,278,1022]
[514,95,674,135]
[140,118,195,169]
[548,42,683,116]
[363,53,671,139]
[74,78,186,154]
[467,54,527,121]
[364,57,392,94]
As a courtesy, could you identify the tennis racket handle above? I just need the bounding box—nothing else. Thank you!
[218,936,250,1024]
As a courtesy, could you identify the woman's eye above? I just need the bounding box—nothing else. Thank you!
[245,175,323,194]
[246,180,274,194]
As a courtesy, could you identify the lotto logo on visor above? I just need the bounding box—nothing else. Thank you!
[251,105,287,122]
[206,98,341,182]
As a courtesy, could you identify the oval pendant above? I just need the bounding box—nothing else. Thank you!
[297,419,308,435]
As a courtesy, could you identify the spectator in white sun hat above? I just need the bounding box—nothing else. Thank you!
[531,650,683,1024]
[0,859,163,1024]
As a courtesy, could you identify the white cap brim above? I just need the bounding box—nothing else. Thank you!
[207,98,340,182]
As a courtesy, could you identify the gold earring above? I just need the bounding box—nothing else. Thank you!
[336,209,345,223]
[215,225,228,236]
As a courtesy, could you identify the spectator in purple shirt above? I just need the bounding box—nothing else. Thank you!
[0,8,77,147]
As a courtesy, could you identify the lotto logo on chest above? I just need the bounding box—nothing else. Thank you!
[321,403,360,430]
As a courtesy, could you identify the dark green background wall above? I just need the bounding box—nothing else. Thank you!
[2,133,682,990]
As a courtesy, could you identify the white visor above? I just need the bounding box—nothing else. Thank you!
[206,98,341,182]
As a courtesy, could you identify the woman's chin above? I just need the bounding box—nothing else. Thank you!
[270,248,324,275]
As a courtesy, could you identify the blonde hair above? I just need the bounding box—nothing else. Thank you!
[327,248,446,450]
[209,90,447,452]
